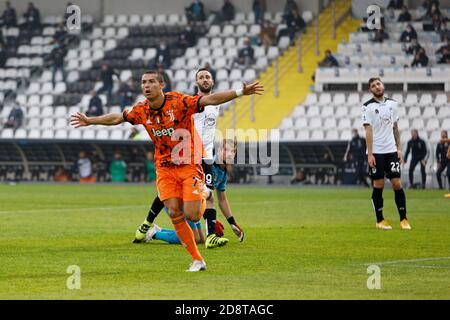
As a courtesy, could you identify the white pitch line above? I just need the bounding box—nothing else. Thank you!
[0,200,304,215]
[0,205,148,215]
[390,264,450,269]
[363,257,450,266]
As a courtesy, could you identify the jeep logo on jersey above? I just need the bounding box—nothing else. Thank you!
[152,128,175,137]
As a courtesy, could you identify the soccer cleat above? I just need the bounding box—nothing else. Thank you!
[186,260,207,272]
[145,224,162,242]
[400,219,412,230]
[133,220,152,243]
[230,223,245,242]
[205,233,229,249]
[444,193,450,198]
[376,220,392,230]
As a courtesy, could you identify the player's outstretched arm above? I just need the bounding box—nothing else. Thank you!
[199,81,264,107]
[70,112,125,128]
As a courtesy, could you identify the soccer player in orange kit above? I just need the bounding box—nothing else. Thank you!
[70,70,263,271]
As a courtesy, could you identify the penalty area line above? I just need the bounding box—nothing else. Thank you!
[363,257,450,266]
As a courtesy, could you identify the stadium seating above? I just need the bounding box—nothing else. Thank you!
[315,8,450,91]
[1,9,294,140]
[165,11,291,97]
[278,92,450,143]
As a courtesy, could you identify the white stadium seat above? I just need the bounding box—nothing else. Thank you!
[54,130,68,139]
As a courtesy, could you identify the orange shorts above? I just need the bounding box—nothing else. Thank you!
[156,164,205,202]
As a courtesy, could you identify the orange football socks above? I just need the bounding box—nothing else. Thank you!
[171,215,203,261]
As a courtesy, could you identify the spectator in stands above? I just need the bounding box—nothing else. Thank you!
[400,24,418,42]
[424,2,442,21]
[436,130,450,190]
[54,22,68,43]
[437,21,450,41]
[185,0,206,22]
[260,20,276,48]
[372,26,390,43]
[411,48,429,67]
[86,90,104,117]
[404,129,428,189]
[233,37,255,69]
[118,77,135,110]
[343,128,369,187]
[0,43,6,68]
[214,0,235,23]
[3,102,23,130]
[145,151,156,182]
[1,1,17,28]
[76,151,95,183]
[97,63,119,106]
[397,5,412,22]
[437,46,450,64]
[178,22,196,50]
[110,152,127,182]
[405,38,422,55]
[253,0,267,24]
[49,41,67,88]
[23,2,41,30]
[421,0,440,12]
[156,63,172,93]
[153,41,171,69]
[319,50,339,68]
[387,0,404,10]
[283,9,306,41]
[284,0,299,15]
[435,36,449,54]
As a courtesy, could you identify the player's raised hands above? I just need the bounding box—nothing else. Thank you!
[70,112,90,128]
[243,81,264,96]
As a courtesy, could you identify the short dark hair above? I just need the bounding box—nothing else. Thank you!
[368,77,382,87]
[195,68,212,80]
[143,70,164,83]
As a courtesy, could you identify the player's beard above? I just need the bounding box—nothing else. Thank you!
[198,84,212,94]
[372,89,384,99]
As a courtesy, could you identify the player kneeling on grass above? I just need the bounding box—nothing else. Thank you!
[206,138,244,242]
[145,139,245,245]
[362,77,411,230]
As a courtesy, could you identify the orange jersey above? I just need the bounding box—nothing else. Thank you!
[123,92,205,168]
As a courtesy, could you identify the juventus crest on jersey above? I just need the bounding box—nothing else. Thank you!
[361,97,399,154]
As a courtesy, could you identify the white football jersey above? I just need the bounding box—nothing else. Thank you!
[361,97,399,154]
[193,104,220,159]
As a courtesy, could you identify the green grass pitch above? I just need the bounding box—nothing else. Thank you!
[0,184,449,299]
